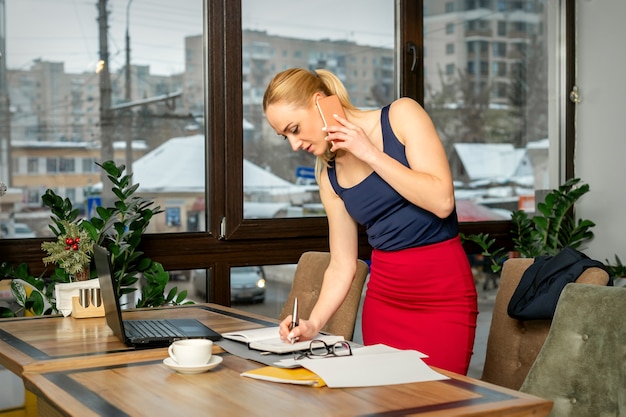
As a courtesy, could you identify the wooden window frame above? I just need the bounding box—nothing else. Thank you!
[0,0,575,307]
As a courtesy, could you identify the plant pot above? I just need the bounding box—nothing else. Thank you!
[72,265,90,281]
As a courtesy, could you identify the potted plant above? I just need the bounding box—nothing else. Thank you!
[463,178,597,273]
[41,220,95,281]
[0,161,191,317]
[605,255,626,287]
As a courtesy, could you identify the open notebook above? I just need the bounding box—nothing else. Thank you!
[221,326,344,354]
[95,245,221,348]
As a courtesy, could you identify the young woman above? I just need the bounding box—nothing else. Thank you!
[263,68,477,374]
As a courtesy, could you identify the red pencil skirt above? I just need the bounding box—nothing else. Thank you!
[361,235,478,375]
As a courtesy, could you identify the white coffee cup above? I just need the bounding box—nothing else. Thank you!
[168,339,213,366]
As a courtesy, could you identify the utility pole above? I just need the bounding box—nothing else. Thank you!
[98,0,114,207]
[0,0,11,187]
[125,0,133,102]
[124,0,134,179]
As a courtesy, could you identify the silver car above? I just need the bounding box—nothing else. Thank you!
[0,222,37,238]
[191,266,266,304]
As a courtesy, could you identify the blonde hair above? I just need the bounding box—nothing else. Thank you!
[263,68,356,171]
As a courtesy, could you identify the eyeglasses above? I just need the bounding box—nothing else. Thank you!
[294,339,352,360]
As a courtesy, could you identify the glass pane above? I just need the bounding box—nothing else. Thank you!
[241,0,395,219]
[1,0,204,237]
[181,265,292,321]
[423,1,550,222]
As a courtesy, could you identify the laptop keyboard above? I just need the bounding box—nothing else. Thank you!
[125,320,185,338]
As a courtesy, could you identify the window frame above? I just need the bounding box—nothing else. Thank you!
[0,0,576,307]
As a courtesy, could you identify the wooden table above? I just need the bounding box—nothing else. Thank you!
[1,304,553,417]
[0,304,274,376]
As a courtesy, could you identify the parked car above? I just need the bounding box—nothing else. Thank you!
[191,266,266,304]
[0,222,36,238]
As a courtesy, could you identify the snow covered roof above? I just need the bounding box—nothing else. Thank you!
[131,134,307,194]
[527,138,549,149]
[132,135,206,193]
[454,143,527,181]
[243,159,305,195]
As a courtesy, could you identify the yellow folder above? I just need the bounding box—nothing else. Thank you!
[241,366,326,388]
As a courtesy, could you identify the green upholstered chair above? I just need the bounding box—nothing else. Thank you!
[481,258,610,390]
[278,251,369,341]
[520,283,626,417]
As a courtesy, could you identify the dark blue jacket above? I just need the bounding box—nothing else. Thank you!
[508,247,611,320]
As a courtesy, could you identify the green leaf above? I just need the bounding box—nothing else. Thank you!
[126,183,140,196]
[165,287,178,303]
[14,263,32,281]
[137,258,152,271]
[81,221,99,241]
[97,161,121,177]
[10,281,27,306]
[24,291,45,316]
[0,307,16,318]
[96,206,113,221]
[119,287,137,296]
[175,290,188,304]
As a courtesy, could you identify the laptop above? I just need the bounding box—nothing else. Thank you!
[94,245,222,348]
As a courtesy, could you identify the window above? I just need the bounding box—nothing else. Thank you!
[46,158,58,173]
[497,21,507,36]
[492,61,507,77]
[27,158,38,174]
[82,158,96,173]
[5,0,204,234]
[424,0,560,225]
[492,42,507,57]
[59,158,75,173]
[239,0,394,222]
[1,0,576,312]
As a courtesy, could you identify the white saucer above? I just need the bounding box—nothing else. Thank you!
[163,355,223,374]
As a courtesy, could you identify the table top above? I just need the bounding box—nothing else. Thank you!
[1,304,553,417]
[0,304,274,376]
[24,354,552,417]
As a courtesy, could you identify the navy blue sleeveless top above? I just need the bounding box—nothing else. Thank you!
[327,105,458,251]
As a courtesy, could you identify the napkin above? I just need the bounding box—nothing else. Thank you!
[55,280,101,317]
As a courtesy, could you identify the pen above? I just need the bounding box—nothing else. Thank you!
[289,297,299,344]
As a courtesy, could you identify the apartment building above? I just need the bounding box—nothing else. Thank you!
[3,5,547,218]
[423,0,545,107]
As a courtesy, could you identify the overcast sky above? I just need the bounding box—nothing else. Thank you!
[4,0,393,76]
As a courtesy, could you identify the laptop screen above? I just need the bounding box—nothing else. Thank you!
[94,245,128,343]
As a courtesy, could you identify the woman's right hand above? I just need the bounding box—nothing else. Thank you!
[279,315,319,344]
[323,114,379,163]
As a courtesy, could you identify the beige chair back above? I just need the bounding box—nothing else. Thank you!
[481,257,609,390]
[520,283,626,417]
[279,251,369,341]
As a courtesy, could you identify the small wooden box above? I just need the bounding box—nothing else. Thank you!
[71,296,105,318]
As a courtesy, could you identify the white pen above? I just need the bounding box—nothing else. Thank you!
[289,297,299,344]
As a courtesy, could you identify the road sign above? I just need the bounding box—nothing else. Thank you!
[296,166,315,180]
[86,196,102,220]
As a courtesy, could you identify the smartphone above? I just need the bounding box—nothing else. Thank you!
[316,95,346,128]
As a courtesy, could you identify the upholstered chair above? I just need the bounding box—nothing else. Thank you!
[480,257,610,390]
[279,251,369,341]
[520,283,626,417]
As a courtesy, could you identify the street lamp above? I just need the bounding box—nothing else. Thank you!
[125,0,134,178]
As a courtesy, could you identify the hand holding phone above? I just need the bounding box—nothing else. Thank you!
[316,95,346,128]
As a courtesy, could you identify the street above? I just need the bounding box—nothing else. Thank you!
[167,265,295,320]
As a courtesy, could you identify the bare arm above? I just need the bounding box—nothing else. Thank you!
[325,97,455,218]
[279,168,359,341]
